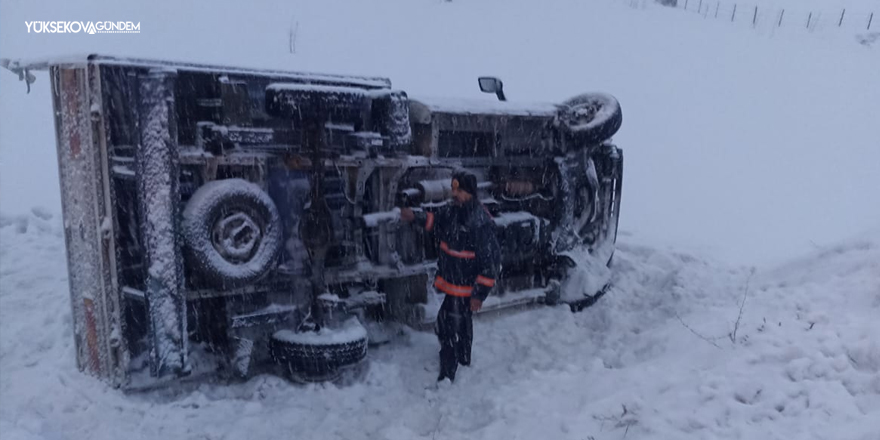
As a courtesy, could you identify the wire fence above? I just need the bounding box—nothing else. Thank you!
[625,0,875,35]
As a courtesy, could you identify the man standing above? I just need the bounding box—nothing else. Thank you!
[401,171,502,382]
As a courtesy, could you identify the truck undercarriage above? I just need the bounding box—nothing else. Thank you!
[2,55,623,388]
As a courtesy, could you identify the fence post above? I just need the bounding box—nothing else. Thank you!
[732,4,737,22]
[685,0,689,10]
[869,12,874,30]
[778,9,784,27]
[753,5,758,26]
[839,9,845,27]
[699,0,703,14]
[807,11,812,29]
[715,1,720,18]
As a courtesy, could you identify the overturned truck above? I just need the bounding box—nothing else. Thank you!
[2,55,623,389]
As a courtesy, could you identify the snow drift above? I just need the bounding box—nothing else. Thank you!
[2,212,879,439]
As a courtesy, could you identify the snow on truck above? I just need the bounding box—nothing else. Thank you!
[1,55,624,389]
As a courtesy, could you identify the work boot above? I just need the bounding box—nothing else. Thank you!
[437,371,455,383]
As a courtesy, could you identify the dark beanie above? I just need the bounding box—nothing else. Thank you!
[452,170,478,195]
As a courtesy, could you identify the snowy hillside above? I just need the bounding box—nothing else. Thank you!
[2,212,879,440]
[1,0,879,439]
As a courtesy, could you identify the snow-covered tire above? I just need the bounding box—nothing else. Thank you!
[558,93,622,145]
[269,318,369,378]
[182,179,283,288]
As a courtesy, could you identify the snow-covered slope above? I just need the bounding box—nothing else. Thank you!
[2,213,879,440]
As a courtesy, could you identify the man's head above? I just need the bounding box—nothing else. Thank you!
[451,171,477,206]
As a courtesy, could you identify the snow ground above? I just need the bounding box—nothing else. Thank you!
[2,212,879,440]
[1,0,879,439]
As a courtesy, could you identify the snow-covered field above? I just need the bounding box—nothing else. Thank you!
[3,213,879,439]
[1,0,878,439]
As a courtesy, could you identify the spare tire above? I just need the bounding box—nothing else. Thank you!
[558,93,622,145]
[269,318,369,379]
[182,179,283,288]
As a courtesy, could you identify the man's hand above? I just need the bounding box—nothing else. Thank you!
[470,298,482,312]
[400,207,415,223]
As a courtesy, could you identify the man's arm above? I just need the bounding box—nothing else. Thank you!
[401,206,447,233]
[472,221,502,308]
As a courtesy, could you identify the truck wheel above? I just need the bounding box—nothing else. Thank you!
[269,318,369,379]
[558,93,622,145]
[182,179,283,288]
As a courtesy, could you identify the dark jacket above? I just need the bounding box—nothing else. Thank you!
[414,199,502,301]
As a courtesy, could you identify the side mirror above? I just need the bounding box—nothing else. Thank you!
[478,76,506,102]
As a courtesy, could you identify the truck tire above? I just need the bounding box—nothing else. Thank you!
[182,179,283,288]
[269,318,369,378]
[558,93,622,145]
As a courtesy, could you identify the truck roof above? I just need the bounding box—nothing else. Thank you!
[410,96,560,119]
[1,54,392,90]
